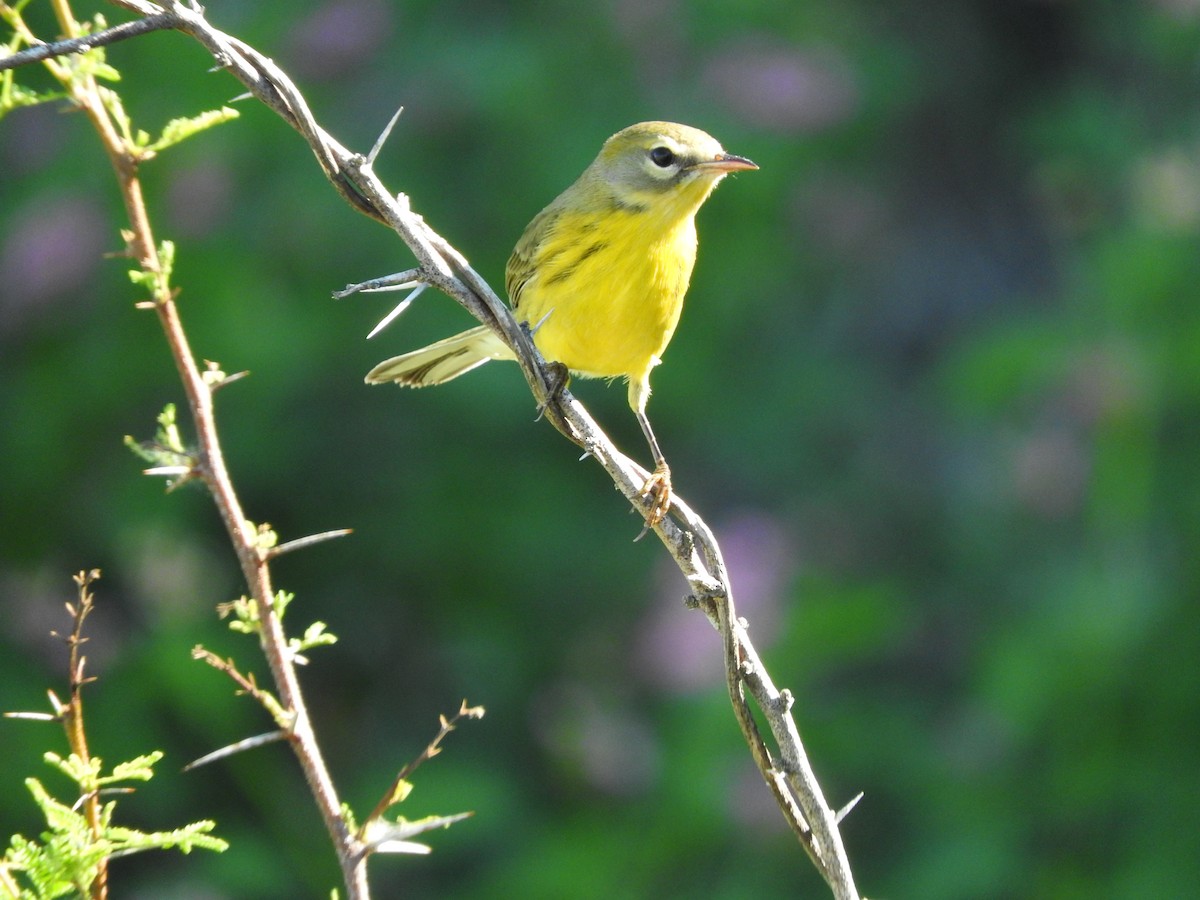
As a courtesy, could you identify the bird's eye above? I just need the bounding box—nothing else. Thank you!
[649,146,676,168]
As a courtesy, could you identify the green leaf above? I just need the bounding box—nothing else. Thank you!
[219,595,260,634]
[290,621,338,659]
[104,751,163,785]
[156,402,184,454]
[23,778,86,837]
[124,403,197,486]
[144,106,240,154]
[387,779,414,807]
[157,240,175,282]
[104,820,227,858]
[0,73,68,120]
[42,753,100,788]
[5,753,224,898]
[272,590,295,619]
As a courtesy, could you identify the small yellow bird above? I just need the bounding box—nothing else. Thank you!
[366,121,757,524]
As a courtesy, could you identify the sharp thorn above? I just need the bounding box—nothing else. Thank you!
[266,529,354,559]
[183,730,290,771]
[835,792,865,824]
[3,711,58,721]
[367,105,404,166]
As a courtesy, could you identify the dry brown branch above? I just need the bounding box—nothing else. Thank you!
[362,701,485,834]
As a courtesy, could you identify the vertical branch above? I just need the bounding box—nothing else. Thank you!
[58,569,107,900]
[28,3,369,895]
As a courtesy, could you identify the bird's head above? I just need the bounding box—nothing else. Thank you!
[591,121,757,218]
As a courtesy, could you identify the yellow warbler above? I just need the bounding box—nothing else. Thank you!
[366,121,757,524]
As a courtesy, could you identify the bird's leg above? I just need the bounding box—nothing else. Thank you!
[628,376,672,531]
[635,408,672,529]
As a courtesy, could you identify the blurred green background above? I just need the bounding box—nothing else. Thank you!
[3,0,1200,897]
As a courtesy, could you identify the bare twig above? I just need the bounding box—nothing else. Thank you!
[0,12,174,71]
[333,268,425,300]
[190,647,290,724]
[61,569,108,900]
[362,701,485,832]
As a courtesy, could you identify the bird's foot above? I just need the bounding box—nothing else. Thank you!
[535,361,570,422]
[636,464,672,539]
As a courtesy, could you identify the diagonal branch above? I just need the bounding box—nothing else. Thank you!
[0,13,174,70]
[14,2,863,896]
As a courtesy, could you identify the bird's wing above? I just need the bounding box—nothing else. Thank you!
[505,203,564,312]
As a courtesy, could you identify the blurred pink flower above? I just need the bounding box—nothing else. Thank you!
[635,511,795,693]
[165,160,235,238]
[530,682,660,796]
[0,195,106,328]
[702,39,860,133]
[284,0,393,80]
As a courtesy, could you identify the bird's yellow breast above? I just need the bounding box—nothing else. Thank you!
[509,204,698,382]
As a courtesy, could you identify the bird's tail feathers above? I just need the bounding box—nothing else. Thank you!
[365,325,514,387]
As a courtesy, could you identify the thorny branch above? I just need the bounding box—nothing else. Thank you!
[0,12,174,68]
[3,2,369,895]
[10,1,862,897]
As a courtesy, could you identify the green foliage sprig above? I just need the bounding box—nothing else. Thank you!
[3,752,226,900]
[1,572,226,900]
